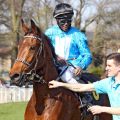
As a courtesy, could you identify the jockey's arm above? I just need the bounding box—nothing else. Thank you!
[49,80,95,92]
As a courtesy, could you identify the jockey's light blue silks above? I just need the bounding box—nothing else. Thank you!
[45,25,92,70]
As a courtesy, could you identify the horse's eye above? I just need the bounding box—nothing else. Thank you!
[30,46,36,50]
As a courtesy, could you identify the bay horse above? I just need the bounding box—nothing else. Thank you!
[9,19,112,120]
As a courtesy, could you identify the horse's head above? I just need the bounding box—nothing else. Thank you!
[9,19,57,87]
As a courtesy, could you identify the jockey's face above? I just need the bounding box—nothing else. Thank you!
[56,14,72,32]
[106,59,120,77]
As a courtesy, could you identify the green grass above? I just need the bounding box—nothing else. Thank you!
[0,102,27,120]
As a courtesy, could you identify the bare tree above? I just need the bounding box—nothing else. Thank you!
[73,0,98,32]
[8,0,26,65]
[1,0,119,68]
[21,0,54,31]
[92,0,120,66]
[0,0,11,31]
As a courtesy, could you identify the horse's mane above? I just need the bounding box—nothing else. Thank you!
[36,26,57,60]
[44,35,57,60]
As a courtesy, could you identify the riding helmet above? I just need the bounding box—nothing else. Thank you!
[53,3,74,18]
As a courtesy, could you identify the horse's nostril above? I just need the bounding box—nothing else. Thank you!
[10,73,21,86]
[10,73,20,80]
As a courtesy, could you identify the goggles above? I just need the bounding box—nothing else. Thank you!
[58,18,72,25]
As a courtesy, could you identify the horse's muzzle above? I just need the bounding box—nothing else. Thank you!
[10,73,24,87]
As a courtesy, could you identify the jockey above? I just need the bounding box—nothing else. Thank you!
[45,3,92,84]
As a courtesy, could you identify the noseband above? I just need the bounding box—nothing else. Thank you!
[15,35,47,84]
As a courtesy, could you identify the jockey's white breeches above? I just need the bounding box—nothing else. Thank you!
[60,66,78,84]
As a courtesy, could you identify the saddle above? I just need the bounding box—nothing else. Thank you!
[75,73,104,104]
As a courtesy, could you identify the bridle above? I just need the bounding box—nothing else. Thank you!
[15,35,47,84]
[15,35,43,67]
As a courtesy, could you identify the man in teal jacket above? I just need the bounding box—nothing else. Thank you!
[45,3,92,83]
[49,53,120,120]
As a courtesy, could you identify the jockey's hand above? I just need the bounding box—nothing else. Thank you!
[49,80,63,88]
[57,56,66,66]
[74,67,82,76]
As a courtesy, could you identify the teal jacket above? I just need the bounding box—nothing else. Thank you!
[93,77,120,120]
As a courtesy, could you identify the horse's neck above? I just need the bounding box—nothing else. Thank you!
[44,61,58,81]
[42,39,58,81]
[33,38,59,103]
[33,55,58,98]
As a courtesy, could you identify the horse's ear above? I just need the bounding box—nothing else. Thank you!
[31,19,38,34]
[21,19,29,33]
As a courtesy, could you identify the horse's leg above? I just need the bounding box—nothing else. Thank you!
[24,94,37,120]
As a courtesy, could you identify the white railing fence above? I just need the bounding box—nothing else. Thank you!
[0,86,33,103]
